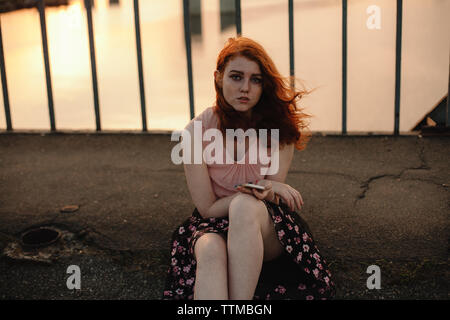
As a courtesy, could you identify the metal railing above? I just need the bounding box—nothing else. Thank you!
[0,0,447,134]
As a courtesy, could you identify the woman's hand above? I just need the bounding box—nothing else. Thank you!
[270,180,303,211]
[236,180,275,202]
[236,180,304,212]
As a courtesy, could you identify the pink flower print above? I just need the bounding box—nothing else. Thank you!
[173,266,180,273]
[298,283,306,290]
[275,285,286,294]
[277,230,285,238]
[313,253,320,261]
[183,265,191,273]
[171,258,178,266]
[163,290,173,297]
[324,276,330,285]
[304,267,310,274]
[287,224,293,230]
[306,295,314,300]
[318,288,325,295]
[274,216,282,224]
[178,227,185,234]
[177,246,184,253]
[303,244,310,252]
[172,240,179,247]
[296,252,303,262]
[286,245,293,253]
[210,218,216,223]
[171,248,176,256]
[188,225,196,232]
[313,268,319,278]
[175,288,184,295]
[318,263,323,270]
[294,225,299,234]
[179,278,185,286]
[186,278,194,286]
[307,259,311,264]
[302,233,309,242]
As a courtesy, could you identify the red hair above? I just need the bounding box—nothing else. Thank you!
[213,37,311,151]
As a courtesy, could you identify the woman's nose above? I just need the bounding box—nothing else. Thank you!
[240,79,250,92]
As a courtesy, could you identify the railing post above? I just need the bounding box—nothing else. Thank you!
[288,0,294,89]
[38,0,56,132]
[394,0,403,135]
[446,50,449,127]
[0,17,12,131]
[84,0,101,131]
[235,0,241,36]
[133,0,147,131]
[342,0,347,135]
[183,0,195,120]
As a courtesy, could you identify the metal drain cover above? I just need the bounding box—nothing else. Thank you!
[21,227,61,248]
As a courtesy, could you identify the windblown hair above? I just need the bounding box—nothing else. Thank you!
[214,37,312,151]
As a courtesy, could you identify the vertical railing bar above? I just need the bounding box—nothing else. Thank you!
[288,0,294,89]
[38,0,55,132]
[394,0,403,135]
[0,17,12,131]
[342,0,347,135]
[84,0,101,131]
[183,0,195,120]
[446,51,449,127]
[133,0,147,131]
[235,0,242,36]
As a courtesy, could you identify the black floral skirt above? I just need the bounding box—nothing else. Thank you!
[162,200,335,300]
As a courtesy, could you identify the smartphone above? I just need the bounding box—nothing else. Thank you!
[235,183,266,191]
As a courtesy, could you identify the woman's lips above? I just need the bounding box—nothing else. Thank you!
[238,97,249,103]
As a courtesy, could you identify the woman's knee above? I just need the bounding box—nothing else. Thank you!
[194,233,227,266]
[229,193,266,228]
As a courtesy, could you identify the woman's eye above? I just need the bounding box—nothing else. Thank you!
[231,75,241,80]
[252,78,262,84]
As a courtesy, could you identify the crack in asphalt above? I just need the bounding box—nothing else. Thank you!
[289,170,360,183]
[355,138,433,204]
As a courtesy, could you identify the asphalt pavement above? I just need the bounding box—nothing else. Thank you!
[0,132,448,299]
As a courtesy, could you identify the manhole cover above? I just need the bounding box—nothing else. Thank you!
[21,227,61,248]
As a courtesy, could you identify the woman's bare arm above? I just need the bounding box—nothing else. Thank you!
[184,161,240,218]
[183,123,238,218]
[261,143,304,211]
[266,143,294,183]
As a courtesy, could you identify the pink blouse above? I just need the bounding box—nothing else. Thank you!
[185,107,271,198]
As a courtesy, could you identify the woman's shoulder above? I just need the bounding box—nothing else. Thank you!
[184,106,219,131]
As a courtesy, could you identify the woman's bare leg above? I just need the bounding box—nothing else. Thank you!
[227,194,284,300]
[193,233,228,300]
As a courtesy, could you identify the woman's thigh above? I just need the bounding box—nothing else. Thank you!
[229,194,283,261]
[259,207,284,261]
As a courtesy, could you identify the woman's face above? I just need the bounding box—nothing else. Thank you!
[215,55,263,116]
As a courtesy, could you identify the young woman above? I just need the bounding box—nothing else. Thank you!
[163,37,335,300]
